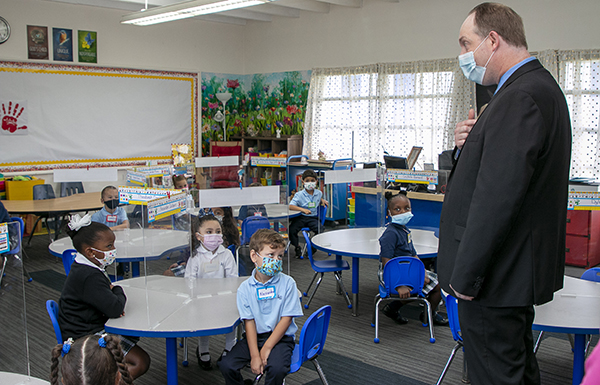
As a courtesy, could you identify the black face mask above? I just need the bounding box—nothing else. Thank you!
[104,199,120,210]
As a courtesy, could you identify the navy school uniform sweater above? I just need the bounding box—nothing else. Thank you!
[58,261,126,340]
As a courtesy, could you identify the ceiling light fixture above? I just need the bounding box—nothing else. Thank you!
[121,0,274,26]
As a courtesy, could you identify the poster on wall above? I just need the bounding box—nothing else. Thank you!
[27,25,49,60]
[78,30,97,63]
[53,28,73,62]
[200,70,311,156]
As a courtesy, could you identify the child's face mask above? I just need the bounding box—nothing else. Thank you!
[91,247,117,268]
[256,253,283,277]
[304,181,316,190]
[104,199,120,210]
[199,233,223,251]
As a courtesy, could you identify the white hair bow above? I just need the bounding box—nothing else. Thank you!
[68,213,92,231]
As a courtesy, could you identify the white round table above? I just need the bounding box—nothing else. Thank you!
[311,227,439,316]
[105,275,246,385]
[0,372,49,384]
[49,228,189,276]
[533,276,600,384]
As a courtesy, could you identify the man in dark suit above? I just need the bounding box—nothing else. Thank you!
[437,3,571,384]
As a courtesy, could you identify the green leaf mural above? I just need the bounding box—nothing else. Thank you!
[201,70,311,156]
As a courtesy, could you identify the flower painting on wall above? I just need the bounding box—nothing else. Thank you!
[200,70,311,156]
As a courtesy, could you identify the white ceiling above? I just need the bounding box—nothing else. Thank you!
[41,0,397,25]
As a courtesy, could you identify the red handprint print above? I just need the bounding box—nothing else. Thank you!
[2,101,28,133]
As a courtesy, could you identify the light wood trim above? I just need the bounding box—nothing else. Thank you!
[3,192,103,214]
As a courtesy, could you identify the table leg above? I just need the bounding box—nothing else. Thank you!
[352,257,359,317]
[132,262,140,277]
[572,334,585,385]
[273,220,279,232]
[335,254,341,294]
[166,337,179,385]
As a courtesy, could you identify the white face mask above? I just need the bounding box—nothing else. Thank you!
[458,34,495,85]
[304,181,316,191]
[91,247,117,268]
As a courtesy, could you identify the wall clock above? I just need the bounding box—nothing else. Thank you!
[0,16,10,44]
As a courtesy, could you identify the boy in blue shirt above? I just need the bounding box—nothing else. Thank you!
[288,170,328,258]
[219,229,303,385]
[91,186,129,230]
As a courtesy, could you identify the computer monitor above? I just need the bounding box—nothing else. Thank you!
[384,155,408,170]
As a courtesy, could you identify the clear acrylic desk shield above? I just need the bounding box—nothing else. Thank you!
[0,221,31,376]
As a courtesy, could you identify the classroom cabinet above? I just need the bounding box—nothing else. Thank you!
[565,210,600,268]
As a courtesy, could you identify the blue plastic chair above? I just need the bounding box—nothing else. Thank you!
[60,182,84,197]
[580,267,600,282]
[302,230,352,310]
[372,256,435,343]
[299,205,327,260]
[254,305,332,385]
[435,294,466,384]
[240,216,270,245]
[46,299,62,345]
[62,249,77,276]
[0,217,32,286]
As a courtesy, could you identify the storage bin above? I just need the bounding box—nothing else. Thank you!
[6,179,45,200]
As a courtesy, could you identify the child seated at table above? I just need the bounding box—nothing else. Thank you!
[185,214,238,370]
[212,206,241,248]
[288,170,328,258]
[91,186,129,230]
[58,214,150,379]
[218,229,304,385]
[379,192,448,326]
[237,182,269,225]
[171,174,196,231]
[50,334,133,385]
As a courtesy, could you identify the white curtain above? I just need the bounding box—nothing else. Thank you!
[556,49,600,180]
[304,59,473,167]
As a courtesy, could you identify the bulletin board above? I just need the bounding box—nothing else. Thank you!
[0,61,198,171]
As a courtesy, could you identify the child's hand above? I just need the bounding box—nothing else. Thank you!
[396,286,411,299]
[302,208,312,215]
[120,311,125,317]
[250,355,264,375]
[260,346,272,366]
[321,199,328,207]
[424,275,430,285]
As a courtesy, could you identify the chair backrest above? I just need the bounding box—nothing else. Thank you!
[444,294,462,343]
[241,216,271,245]
[62,249,77,276]
[46,300,63,344]
[318,204,327,227]
[33,184,56,200]
[581,267,600,282]
[379,256,425,298]
[297,305,332,363]
[236,245,255,277]
[6,217,24,255]
[60,182,85,197]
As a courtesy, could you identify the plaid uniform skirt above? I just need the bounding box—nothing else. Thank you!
[421,270,438,296]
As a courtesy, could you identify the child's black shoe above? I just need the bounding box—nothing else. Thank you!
[294,246,302,258]
[196,347,212,370]
[382,304,408,325]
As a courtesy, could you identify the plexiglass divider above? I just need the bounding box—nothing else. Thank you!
[0,220,31,377]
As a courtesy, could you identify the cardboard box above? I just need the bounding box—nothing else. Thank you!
[6,179,45,200]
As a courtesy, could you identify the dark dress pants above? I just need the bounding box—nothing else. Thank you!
[458,300,540,385]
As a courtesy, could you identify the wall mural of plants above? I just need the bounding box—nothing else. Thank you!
[201,70,311,156]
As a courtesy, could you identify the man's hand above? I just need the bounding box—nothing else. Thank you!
[455,109,476,149]
[450,284,474,301]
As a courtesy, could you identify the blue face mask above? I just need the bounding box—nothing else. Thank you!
[256,254,283,277]
[458,34,495,85]
[391,212,414,226]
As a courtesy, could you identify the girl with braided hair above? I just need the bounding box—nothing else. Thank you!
[50,334,133,385]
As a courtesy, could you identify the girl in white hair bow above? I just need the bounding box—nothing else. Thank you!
[57,214,150,380]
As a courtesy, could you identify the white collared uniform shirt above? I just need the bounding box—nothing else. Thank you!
[184,244,238,279]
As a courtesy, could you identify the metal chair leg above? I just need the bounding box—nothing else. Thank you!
[303,272,319,297]
[436,342,462,385]
[304,273,324,309]
[311,358,330,385]
[333,271,352,308]
[181,337,189,366]
[373,297,384,343]
[422,299,436,343]
[534,331,544,354]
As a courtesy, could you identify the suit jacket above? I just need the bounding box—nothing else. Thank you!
[437,59,571,307]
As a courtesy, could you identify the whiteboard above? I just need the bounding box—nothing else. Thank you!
[0,62,197,169]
